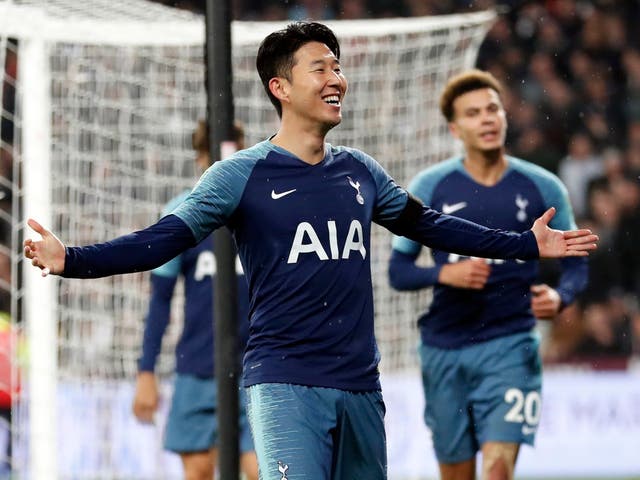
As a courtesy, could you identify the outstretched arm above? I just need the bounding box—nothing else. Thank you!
[23,215,198,278]
[384,195,597,261]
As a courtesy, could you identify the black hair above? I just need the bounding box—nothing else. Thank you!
[256,21,341,118]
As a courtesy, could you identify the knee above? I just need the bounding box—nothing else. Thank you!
[483,455,512,480]
[183,458,214,480]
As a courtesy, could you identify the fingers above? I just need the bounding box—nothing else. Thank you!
[537,207,556,226]
[563,229,596,239]
[564,232,599,244]
[530,284,545,295]
[566,240,598,253]
[27,218,47,236]
[24,244,51,276]
[561,231,598,256]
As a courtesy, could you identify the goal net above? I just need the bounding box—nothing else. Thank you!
[0,1,494,478]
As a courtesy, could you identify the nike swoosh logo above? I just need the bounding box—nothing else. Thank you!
[271,188,297,200]
[442,201,467,214]
[521,425,537,435]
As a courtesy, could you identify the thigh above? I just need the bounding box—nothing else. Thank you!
[165,375,217,453]
[334,390,386,480]
[469,331,542,448]
[247,383,337,480]
[419,343,477,464]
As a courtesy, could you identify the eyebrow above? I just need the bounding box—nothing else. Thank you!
[309,57,340,68]
[463,101,500,114]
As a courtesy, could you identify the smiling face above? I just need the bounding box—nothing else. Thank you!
[449,87,507,154]
[270,41,348,133]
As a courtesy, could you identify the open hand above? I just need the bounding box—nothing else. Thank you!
[23,218,66,276]
[531,208,598,258]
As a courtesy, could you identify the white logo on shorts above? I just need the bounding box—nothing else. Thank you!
[278,460,289,479]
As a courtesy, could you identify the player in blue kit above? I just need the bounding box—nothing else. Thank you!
[24,23,597,480]
[389,69,589,480]
[131,120,258,480]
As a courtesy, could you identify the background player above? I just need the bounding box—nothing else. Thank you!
[389,69,589,480]
[23,23,597,480]
[132,120,257,480]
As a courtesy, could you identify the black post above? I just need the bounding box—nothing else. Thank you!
[205,1,239,479]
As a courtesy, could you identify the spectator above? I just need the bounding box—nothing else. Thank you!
[558,131,603,218]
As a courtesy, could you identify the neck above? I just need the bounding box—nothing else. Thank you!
[463,148,507,186]
[271,114,330,165]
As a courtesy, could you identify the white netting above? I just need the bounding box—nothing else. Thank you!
[1,1,493,478]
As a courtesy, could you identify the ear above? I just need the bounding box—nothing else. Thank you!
[268,77,290,105]
[448,122,460,139]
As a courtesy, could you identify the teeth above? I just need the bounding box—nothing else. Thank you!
[324,95,340,104]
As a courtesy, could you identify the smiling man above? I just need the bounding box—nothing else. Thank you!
[24,27,598,480]
[389,69,589,480]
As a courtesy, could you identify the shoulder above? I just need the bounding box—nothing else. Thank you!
[329,144,389,182]
[197,141,271,188]
[331,145,375,165]
[407,156,462,197]
[507,156,567,194]
[212,141,268,172]
[508,156,575,227]
[412,157,462,184]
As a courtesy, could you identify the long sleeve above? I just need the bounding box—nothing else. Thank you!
[138,274,177,372]
[556,256,589,307]
[388,249,442,291]
[387,202,539,261]
[63,215,197,278]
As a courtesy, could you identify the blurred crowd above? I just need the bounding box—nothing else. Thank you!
[3,0,640,366]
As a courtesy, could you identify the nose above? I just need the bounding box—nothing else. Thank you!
[328,71,347,93]
[481,110,497,123]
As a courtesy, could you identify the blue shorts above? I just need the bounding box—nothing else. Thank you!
[247,383,386,480]
[420,330,542,464]
[164,374,254,454]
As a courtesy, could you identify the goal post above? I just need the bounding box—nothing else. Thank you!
[0,2,494,477]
